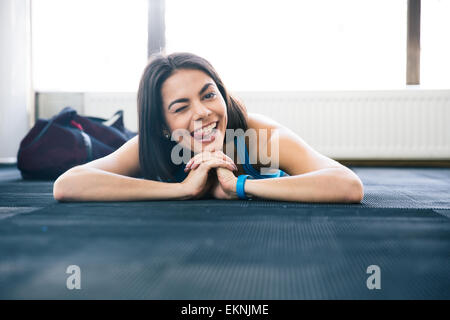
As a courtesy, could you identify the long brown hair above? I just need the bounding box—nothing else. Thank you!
[137,52,248,182]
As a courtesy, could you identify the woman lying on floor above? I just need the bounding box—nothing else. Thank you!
[53,52,364,203]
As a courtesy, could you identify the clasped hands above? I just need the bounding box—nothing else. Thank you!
[181,150,239,200]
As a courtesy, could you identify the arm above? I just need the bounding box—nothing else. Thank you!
[53,166,191,202]
[244,126,364,203]
[245,167,363,203]
[53,135,191,202]
[213,117,364,202]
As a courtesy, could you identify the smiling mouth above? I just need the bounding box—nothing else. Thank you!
[191,121,218,138]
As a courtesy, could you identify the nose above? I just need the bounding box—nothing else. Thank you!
[192,100,212,121]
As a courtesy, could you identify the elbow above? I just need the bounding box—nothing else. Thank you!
[334,167,364,203]
[346,178,364,203]
[53,177,66,202]
[53,166,84,202]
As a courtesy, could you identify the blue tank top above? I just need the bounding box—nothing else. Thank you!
[169,135,288,182]
[234,135,288,179]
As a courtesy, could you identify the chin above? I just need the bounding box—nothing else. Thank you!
[190,129,224,154]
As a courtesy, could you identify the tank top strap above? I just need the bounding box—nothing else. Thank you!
[234,135,284,179]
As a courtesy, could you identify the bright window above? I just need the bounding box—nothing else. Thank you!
[166,0,406,91]
[32,0,148,92]
[421,0,450,89]
[32,1,449,92]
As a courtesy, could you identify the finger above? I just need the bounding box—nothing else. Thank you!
[186,151,213,168]
[190,154,237,171]
[201,158,237,173]
[216,152,238,170]
[187,150,237,171]
[186,154,200,168]
[189,151,218,170]
[186,155,201,169]
[213,150,236,165]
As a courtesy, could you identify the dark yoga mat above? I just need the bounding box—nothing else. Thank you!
[0,165,449,299]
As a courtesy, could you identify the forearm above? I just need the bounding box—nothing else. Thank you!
[244,167,364,203]
[53,166,191,202]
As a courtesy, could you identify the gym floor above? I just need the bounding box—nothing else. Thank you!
[0,165,449,299]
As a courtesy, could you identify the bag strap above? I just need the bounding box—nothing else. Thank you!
[21,107,76,149]
[85,110,124,128]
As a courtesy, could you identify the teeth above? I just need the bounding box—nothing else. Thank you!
[194,122,216,136]
[197,130,215,141]
[203,127,213,135]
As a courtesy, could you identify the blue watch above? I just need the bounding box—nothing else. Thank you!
[236,174,253,200]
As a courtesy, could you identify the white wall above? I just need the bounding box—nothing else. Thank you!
[0,0,32,163]
[37,90,450,160]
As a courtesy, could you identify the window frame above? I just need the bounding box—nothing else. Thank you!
[147,0,165,57]
[407,0,421,85]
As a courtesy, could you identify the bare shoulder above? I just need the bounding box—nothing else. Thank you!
[245,113,287,168]
[247,112,344,174]
[246,112,293,147]
[246,112,288,144]
[247,112,286,132]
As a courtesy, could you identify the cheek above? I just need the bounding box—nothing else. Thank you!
[216,98,227,119]
[169,117,189,131]
[221,105,228,128]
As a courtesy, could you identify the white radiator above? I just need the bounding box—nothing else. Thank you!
[239,90,450,159]
[38,90,450,160]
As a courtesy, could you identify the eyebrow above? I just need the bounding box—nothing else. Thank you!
[168,82,215,110]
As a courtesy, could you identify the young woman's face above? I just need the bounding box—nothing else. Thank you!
[161,69,228,154]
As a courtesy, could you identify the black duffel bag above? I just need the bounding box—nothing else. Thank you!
[17,106,137,180]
